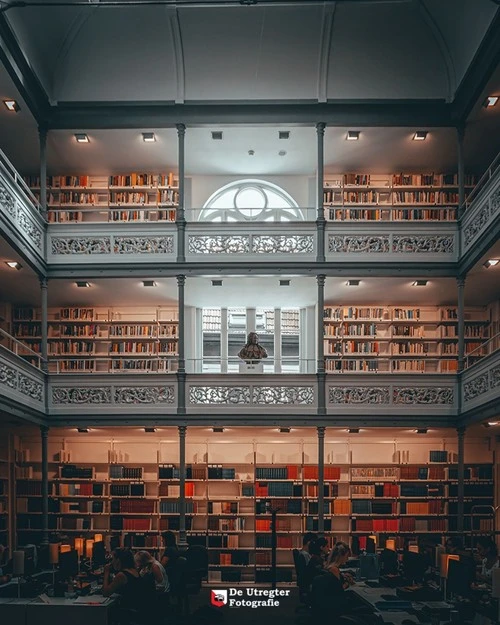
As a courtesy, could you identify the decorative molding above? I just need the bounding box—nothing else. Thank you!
[329,387,390,404]
[491,188,500,214]
[189,386,251,404]
[0,180,16,218]
[0,362,43,402]
[252,386,314,405]
[52,387,112,404]
[17,206,43,249]
[464,373,489,401]
[188,235,249,254]
[463,202,490,247]
[114,386,175,404]
[51,237,111,255]
[251,235,314,254]
[392,235,454,254]
[114,236,174,254]
[393,387,454,405]
[329,235,390,253]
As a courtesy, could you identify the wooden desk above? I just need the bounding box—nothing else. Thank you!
[351,584,420,625]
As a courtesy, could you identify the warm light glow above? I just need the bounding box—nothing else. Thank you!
[74,538,84,557]
[440,553,459,578]
[385,539,396,551]
[142,132,156,143]
[484,96,499,108]
[49,543,60,564]
[346,131,360,141]
[94,534,103,543]
[484,259,500,268]
[3,100,20,112]
[60,544,71,553]
[74,133,89,143]
[408,545,419,553]
[86,539,94,558]
[5,261,22,270]
[413,131,428,141]
[369,535,377,545]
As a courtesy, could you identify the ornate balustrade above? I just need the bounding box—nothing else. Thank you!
[0,347,45,416]
[461,349,500,417]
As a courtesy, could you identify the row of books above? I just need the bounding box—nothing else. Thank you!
[159,502,196,513]
[208,518,245,531]
[109,484,145,497]
[352,519,399,532]
[109,466,143,479]
[111,499,155,513]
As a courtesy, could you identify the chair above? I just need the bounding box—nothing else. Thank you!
[293,549,309,606]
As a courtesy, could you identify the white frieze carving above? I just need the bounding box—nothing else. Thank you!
[0,363,17,389]
[188,236,249,254]
[393,387,454,405]
[114,386,175,404]
[251,235,314,254]
[464,203,490,247]
[17,208,43,249]
[114,236,174,254]
[52,387,112,404]
[491,366,500,389]
[0,363,43,402]
[329,235,390,253]
[392,236,454,254]
[329,387,390,404]
[52,237,111,255]
[252,386,314,404]
[491,189,500,214]
[189,386,251,404]
[464,373,490,401]
[0,181,16,217]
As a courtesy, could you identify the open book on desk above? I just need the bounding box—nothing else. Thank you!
[73,595,110,604]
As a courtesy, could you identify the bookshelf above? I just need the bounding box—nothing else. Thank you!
[11,433,495,579]
[24,173,179,224]
[323,173,476,222]
[12,306,179,374]
[323,305,490,374]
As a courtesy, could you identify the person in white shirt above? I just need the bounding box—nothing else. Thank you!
[135,550,170,593]
[476,537,499,580]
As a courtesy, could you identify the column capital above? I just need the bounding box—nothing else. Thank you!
[40,425,49,438]
[40,276,48,289]
[38,126,48,140]
[456,426,466,437]
[316,122,326,135]
[456,123,466,142]
[316,274,326,287]
[177,274,186,288]
[178,425,187,437]
[317,426,326,438]
[176,123,186,136]
[456,276,466,289]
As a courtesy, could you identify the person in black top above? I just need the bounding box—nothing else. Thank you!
[305,539,326,587]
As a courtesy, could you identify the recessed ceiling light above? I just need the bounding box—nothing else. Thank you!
[74,133,89,143]
[142,280,157,287]
[5,261,22,270]
[279,279,290,286]
[412,280,428,286]
[346,131,360,141]
[77,428,89,433]
[278,150,287,156]
[413,131,428,141]
[348,428,360,434]
[414,428,428,434]
[75,281,91,288]
[144,427,157,433]
[211,131,223,140]
[142,132,156,143]
[279,427,291,433]
[278,131,290,140]
[487,421,499,426]
[211,279,223,287]
[483,259,499,268]
[346,280,360,286]
[248,150,255,156]
[483,96,498,108]
[3,100,20,112]
[212,427,224,433]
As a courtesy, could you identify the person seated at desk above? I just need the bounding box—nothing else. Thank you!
[310,542,360,619]
[476,537,499,581]
[103,548,155,620]
[446,536,464,555]
[305,540,326,586]
[135,550,169,594]
[299,532,317,566]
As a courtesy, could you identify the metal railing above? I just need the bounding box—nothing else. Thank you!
[0,328,43,369]
[464,332,500,369]
[0,148,44,216]
[463,151,500,212]
[185,357,317,374]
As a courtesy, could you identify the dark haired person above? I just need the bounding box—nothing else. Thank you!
[445,536,464,555]
[299,532,317,565]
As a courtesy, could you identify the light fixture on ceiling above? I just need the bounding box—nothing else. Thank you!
[74,133,89,143]
[348,428,360,434]
[211,131,223,140]
[248,149,255,156]
[488,421,499,426]
[142,280,157,287]
[144,427,157,433]
[278,131,290,140]
[483,96,499,108]
[412,280,428,286]
[142,132,156,143]
[5,261,22,270]
[346,131,360,141]
[211,279,223,287]
[483,259,500,268]
[75,281,91,288]
[77,428,89,433]
[412,131,428,141]
[278,150,287,156]
[279,279,290,286]
[346,280,360,286]
[212,427,224,433]
[279,427,291,433]
[414,428,428,434]
[3,99,20,112]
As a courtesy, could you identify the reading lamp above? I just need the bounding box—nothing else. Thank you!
[440,553,459,597]
[385,539,396,551]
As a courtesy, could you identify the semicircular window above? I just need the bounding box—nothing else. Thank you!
[199,179,303,222]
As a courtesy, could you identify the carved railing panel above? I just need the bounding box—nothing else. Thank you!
[461,350,500,414]
[0,349,45,414]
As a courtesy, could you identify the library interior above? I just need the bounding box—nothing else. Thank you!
[0,0,500,624]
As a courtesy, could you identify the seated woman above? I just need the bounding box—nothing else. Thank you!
[135,550,169,594]
[103,548,155,619]
[476,537,499,581]
[310,542,359,620]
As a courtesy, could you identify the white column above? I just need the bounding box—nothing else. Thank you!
[274,308,282,374]
[221,308,228,374]
[247,308,256,333]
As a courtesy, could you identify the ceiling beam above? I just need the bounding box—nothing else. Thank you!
[0,14,51,125]
[451,7,500,123]
[49,100,454,130]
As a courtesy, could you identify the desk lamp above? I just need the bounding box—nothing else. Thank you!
[49,543,60,587]
[75,538,84,572]
[440,554,459,597]
[86,540,94,569]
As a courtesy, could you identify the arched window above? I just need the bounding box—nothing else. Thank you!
[198,179,303,222]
